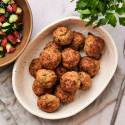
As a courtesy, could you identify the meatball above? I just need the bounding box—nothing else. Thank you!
[84,33,105,59]
[29,58,42,78]
[62,48,80,69]
[36,69,57,88]
[44,41,61,50]
[70,31,85,50]
[79,72,92,90]
[60,71,80,94]
[55,86,74,104]
[40,47,61,70]
[55,65,67,79]
[37,94,60,113]
[79,57,100,77]
[32,80,52,96]
[53,26,73,46]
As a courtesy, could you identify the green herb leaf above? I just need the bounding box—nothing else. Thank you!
[106,13,117,27]
[75,0,125,27]
[96,18,108,27]
[119,17,125,26]
[78,9,91,15]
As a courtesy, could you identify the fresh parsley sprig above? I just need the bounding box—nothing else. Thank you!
[75,0,125,27]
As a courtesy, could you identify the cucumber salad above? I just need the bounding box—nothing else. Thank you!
[0,0,23,58]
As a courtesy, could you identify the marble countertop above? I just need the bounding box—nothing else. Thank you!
[0,0,125,125]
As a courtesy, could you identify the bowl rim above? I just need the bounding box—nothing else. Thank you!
[12,16,118,120]
[0,0,33,67]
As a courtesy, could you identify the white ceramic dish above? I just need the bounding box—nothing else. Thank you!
[12,16,118,120]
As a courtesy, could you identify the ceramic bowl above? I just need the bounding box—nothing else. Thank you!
[0,0,32,67]
[12,16,118,119]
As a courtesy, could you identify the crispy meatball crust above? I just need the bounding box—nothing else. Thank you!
[36,69,57,88]
[29,58,41,78]
[70,31,85,50]
[79,57,100,77]
[44,41,61,50]
[40,47,61,70]
[53,26,73,46]
[60,71,80,94]
[62,48,80,69]
[37,94,60,113]
[79,72,92,90]
[55,86,74,104]
[84,33,105,59]
[32,80,52,96]
[55,65,67,79]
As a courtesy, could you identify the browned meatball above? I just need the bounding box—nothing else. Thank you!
[40,47,61,70]
[53,26,73,46]
[32,80,52,96]
[60,71,80,94]
[79,72,92,90]
[55,65,67,79]
[44,41,61,50]
[70,31,85,50]
[36,69,57,88]
[55,86,74,104]
[62,48,80,69]
[29,58,42,78]
[37,94,60,113]
[84,33,105,59]
[79,57,100,77]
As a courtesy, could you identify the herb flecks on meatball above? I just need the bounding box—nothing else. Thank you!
[62,48,80,69]
[36,69,57,89]
[84,33,105,59]
[32,80,52,96]
[55,86,75,104]
[60,71,80,94]
[37,94,60,113]
[79,56,100,77]
[40,47,61,70]
[53,26,73,46]
[70,31,85,50]
[79,72,92,90]
[29,58,42,78]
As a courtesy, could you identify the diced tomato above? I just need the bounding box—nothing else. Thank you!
[1,38,7,47]
[7,5,13,13]
[17,39,21,42]
[13,31,20,39]
[9,47,16,53]
[7,34,16,44]
[11,4,17,12]
[0,15,6,22]
[0,31,6,36]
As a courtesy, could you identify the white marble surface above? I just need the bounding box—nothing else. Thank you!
[0,0,125,125]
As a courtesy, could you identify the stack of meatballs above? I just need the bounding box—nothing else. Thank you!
[29,26,105,113]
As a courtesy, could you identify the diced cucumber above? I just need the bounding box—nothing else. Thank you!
[8,0,15,4]
[2,27,14,34]
[2,22,10,28]
[0,52,4,57]
[13,23,17,28]
[0,35,4,39]
[0,46,4,58]
[9,14,18,23]
[0,46,3,51]
[4,12,10,18]
[16,7,22,14]
[2,0,10,4]
[2,28,8,32]
[0,2,6,8]
[0,8,5,14]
